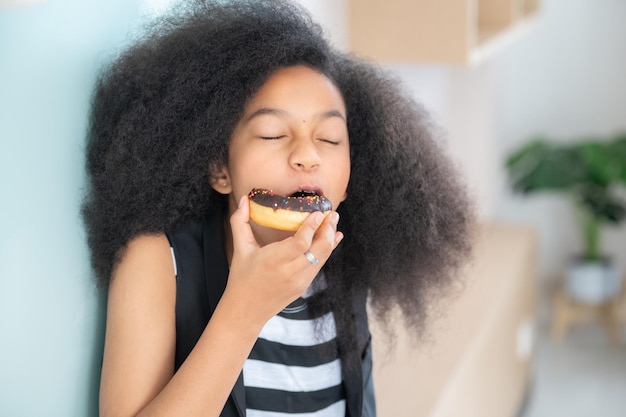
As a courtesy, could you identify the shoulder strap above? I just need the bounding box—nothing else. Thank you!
[341,289,372,417]
[166,218,207,369]
[166,209,245,417]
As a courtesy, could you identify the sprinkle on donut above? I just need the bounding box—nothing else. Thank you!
[248,188,332,212]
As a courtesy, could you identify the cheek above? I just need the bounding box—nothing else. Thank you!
[338,153,351,184]
[228,153,276,196]
[229,142,264,174]
[331,157,351,204]
[230,135,277,167]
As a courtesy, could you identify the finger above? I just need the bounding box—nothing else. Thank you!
[334,231,344,247]
[230,195,258,252]
[301,212,340,267]
[289,211,325,255]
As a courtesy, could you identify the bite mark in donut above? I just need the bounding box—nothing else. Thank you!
[248,188,332,231]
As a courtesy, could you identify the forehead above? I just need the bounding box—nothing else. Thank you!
[244,65,346,114]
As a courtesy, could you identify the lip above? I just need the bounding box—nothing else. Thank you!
[289,185,324,197]
[251,185,324,198]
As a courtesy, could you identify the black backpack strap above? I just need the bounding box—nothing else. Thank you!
[201,211,246,417]
[342,289,375,417]
[167,218,209,370]
[166,208,245,417]
[361,337,376,417]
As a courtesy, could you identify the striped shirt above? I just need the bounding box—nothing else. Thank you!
[170,248,345,416]
[244,275,345,417]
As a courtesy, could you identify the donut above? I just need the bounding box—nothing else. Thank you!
[248,188,332,231]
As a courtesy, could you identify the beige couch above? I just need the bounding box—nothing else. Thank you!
[371,223,537,417]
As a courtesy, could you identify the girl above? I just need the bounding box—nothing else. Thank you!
[82,1,475,416]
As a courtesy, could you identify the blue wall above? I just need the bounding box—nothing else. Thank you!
[0,1,142,415]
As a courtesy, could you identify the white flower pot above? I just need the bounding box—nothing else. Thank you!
[566,257,622,303]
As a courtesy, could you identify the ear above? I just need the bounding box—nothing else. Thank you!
[209,162,232,195]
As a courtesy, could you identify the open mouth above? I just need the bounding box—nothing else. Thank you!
[290,190,320,198]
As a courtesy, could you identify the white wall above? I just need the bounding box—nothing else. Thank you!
[493,0,626,280]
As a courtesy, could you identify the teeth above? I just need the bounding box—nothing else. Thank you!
[291,190,318,198]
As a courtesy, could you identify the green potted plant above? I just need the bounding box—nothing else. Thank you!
[505,133,626,303]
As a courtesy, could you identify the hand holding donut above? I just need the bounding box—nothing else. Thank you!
[222,194,343,327]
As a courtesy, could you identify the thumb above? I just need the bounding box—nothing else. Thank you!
[230,195,258,252]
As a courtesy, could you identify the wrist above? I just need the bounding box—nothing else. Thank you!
[212,289,268,339]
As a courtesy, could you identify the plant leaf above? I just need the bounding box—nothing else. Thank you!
[580,186,626,223]
[578,141,619,188]
[610,134,626,184]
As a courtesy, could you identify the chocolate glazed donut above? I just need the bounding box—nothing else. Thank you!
[248,188,332,231]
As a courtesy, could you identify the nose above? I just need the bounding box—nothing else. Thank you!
[289,137,321,171]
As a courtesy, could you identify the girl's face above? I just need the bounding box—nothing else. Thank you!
[214,65,350,245]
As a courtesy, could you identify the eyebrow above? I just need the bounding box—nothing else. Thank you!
[244,107,346,123]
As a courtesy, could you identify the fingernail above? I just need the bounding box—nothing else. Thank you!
[239,196,246,209]
[335,232,344,245]
[313,212,323,225]
[330,212,339,225]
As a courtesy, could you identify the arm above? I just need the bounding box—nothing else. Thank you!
[99,197,342,417]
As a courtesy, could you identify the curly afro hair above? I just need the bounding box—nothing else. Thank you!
[83,0,475,352]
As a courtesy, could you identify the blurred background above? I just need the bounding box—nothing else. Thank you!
[1,0,625,416]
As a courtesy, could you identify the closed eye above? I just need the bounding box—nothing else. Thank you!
[319,138,340,145]
[260,135,286,140]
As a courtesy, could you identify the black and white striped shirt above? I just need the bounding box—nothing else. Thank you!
[244,276,344,417]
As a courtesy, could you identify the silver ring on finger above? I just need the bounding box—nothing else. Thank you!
[303,250,319,265]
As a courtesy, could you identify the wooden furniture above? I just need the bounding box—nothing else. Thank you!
[348,0,540,65]
[551,285,624,345]
[370,223,537,417]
